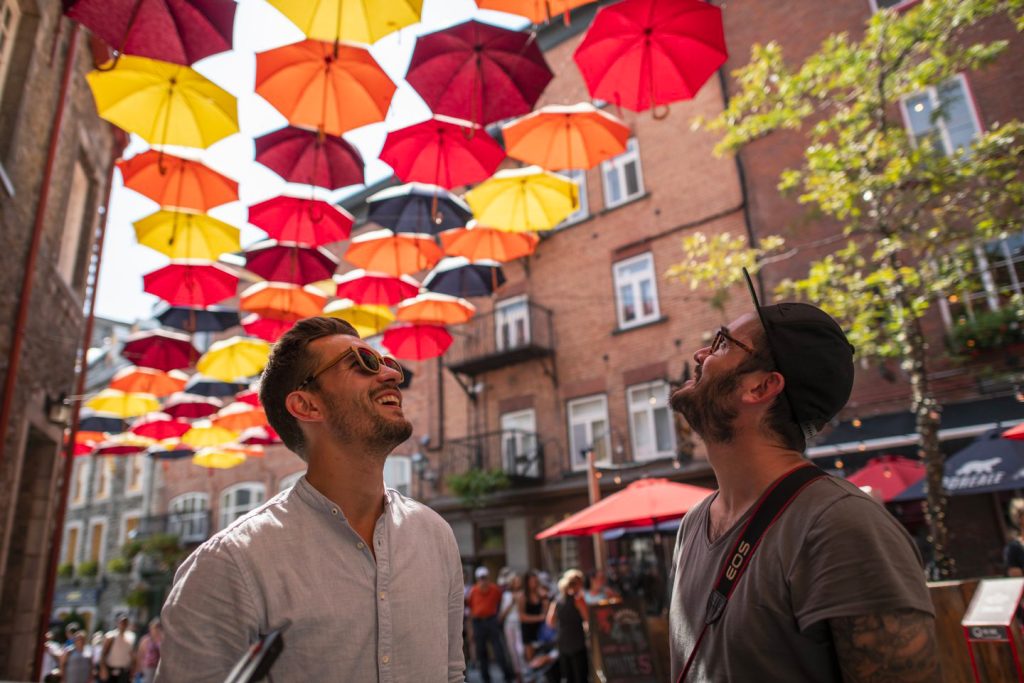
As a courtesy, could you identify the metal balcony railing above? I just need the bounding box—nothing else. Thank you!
[444,301,555,375]
[440,430,544,485]
[137,511,211,545]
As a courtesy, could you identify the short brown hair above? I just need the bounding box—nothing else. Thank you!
[259,317,359,459]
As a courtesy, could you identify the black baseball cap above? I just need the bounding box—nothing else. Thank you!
[743,269,855,441]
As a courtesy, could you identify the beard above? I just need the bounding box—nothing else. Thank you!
[322,389,413,455]
[669,365,742,444]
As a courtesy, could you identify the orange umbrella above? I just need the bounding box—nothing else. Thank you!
[475,0,595,24]
[344,229,443,277]
[239,281,328,321]
[117,150,238,212]
[439,225,539,262]
[109,366,188,397]
[396,293,475,325]
[502,102,630,171]
[255,40,396,136]
[211,402,268,432]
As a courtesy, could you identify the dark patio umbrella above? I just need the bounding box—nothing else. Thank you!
[422,257,506,298]
[78,411,127,434]
[156,305,240,333]
[893,430,1024,501]
[366,183,473,236]
[184,375,249,399]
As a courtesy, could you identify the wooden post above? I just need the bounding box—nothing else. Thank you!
[587,449,607,570]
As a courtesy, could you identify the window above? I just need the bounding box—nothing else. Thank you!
[278,470,305,493]
[57,159,94,288]
[70,458,91,507]
[613,253,660,328]
[95,458,114,500]
[940,231,1024,324]
[124,455,143,496]
[870,0,917,11]
[0,0,21,103]
[501,409,539,477]
[219,483,265,530]
[628,381,676,462]
[169,492,210,543]
[88,518,106,565]
[64,522,82,566]
[495,295,530,351]
[383,456,412,496]
[601,137,644,208]
[567,394,611,471]
[557,169,589,227]
[120,511,141,545]
[901,75,981,157]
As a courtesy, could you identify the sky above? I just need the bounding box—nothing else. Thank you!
[93,0,527,323]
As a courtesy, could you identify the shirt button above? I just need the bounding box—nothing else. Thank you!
[382,655,390,664]
[331,508,338,515]
[356,542,364,549]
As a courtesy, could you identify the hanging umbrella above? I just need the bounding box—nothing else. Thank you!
[239,282,329,321]
[423,257,506,298]
[109,366,188,397]
[254,126,364,190]
[502,103,630,170]
[162,392,223,420]
[86,389,161,419]
[117,150,238,212]
[196,336,271,382]
[193,446,247,469]
[474,0,594,24]
[464,166,578,232]
[78,411,128,434]
[122,329,199,372]
[248,195,353,246]
[143,261,239,307]
[235,388,261,407]
[75,430,108,446]
[241,314,295,343]
[344,229,443,277]
[333,270,420,306]
[845,455,926,503]
[366,182,473,236]
[134,210,240,260]
[265,0,422,44]
[536,478,713,538]
[93,434,157,457]
[322,299,395,337]
[255,40,396,136]
[148,440,196,460]
[86,55,238,148]
[382,323,453,360]
[212,402,268,432]
[66,0,235,66]
[439,225,538,262]
[130,412,192,440]
[396,293,476,325]
[155,304,240,333]
[1004,423,1024,441]
[405,20,553,128]
[181,419,239,448]
[239,425,281,446]
[244,240,339,285]
[379,116,505,189]
[184,375,249,399]
[573,0,727,113]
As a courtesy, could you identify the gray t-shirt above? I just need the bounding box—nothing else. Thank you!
[669,474,934,682]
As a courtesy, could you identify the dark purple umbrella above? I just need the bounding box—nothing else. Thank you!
[244,240,339,286]
[156,304,240,333]
[422,257,506,298]
[254,126,364,191]
[183,375,249,399]
[122,329,199,372]
[367,182,473,236]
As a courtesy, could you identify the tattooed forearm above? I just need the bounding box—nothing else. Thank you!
[830,609,939,683]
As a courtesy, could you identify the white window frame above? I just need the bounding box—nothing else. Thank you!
[120,510,142,546]
[494,295,531,351]
[601,137,645,209]
[383,455,412,496]
[899,74,982,157]
[70,457,91,508]
[63,520,84,566]
[87,516,107,566]
[557,169,589,227]
[627,380,677,462]
[938,231,1024,326]
[94,457,114,501]
[57,159,91,287]
[567,394,611,472]
[124,455,144,496]
[613,252,661,329]
[869,0,918,12]
[278,470,305,493]
[500,409,539,478]
[169,492,210,544]
[219,482,265,530]
[0,0,21,103]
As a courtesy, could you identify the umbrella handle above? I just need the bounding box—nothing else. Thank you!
[93,52,122,72]
[652,104,670,120]
[95,0,142,72]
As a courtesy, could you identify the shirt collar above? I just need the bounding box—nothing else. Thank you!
[294,475,394,517]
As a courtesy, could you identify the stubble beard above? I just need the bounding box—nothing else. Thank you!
[669,367,741,445]
[324,392,413,457]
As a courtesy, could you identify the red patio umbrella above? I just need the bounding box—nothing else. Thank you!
[536,478,713,538]
[405,20,553,128]
[143,261,239,307]
[248,195,353,246]
[117,150,238,212]
[121,329,199,372]
[130,412,191,440]
[241,314,295,343]
[573,0,727,113]
[244,240,339,285]
[846,456,926,502]
[1004,423,1024,441]
[382,323,453,360]
[162,392,223,420]
[254,126,364,190]
[333,270,421,306]
[379,116,505,190]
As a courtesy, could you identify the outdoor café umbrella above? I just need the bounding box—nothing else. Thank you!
[893,429,1024,501]
[423,257,505,298]
[196,336,271,382]
[241,314,295,343]
[333,270,420,306]
[366,183,473,236]
[162,392,223,420]
[248,195,354,246]
[322,299,395,337]
[121,329,199,372]
[254,126,364,190]
[244,240,339,285]
[464,166,578,232]
[845,455,926,503]
[382,323,453,361]
[134,210,240,260]
[439,225,539,263]
[396,293,475,325]
[143,261,239,308]
[109,366,187,397]
[130,412,191,440]
[379,116,505,190]
[238,282,328,321]
[155,305,240,333]
[265,0,422,44]
[117,150,239,212]
[184,375,249,399]
[343,229,443,277]
[86,389,161,419]
[1004,423,1024,441]
[502,103,630,171]
[474,0,595,24]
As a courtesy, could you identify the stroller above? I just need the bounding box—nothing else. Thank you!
[521,641,560,683]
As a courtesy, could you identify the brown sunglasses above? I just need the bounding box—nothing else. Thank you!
[709,327,755,356]
[296,346,404,391]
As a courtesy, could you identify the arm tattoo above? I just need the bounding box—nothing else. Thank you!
[830,609,939,683]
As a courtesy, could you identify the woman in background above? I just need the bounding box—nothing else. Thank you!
[546,569,590,683]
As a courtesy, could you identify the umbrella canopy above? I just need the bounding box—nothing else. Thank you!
[241,314,296,343]
[86,389,161,419]
[117,150,238,212]
[143,261,239,307]
[439,225,538,262]
[235,388,261,407]
[405,20,553,128]
[344,229,443,277]
[474,0,593,24]
[238,282,328,321]
[196,336,271,382]
[396,293,475,325]
[134,210,240,260]
[183,375,249,398]
[162,392,223,420]
[536,478,713,538]
[66,0,235,65]
[423,257,505,298]
[382,323,453,360]
[109,366,187,397]
[239,425,281,446]
[244,240,339,285]
[265,0,422,44]
[464,166,578,232]
[1004,423,1024,441]
[894,430,1024,501]
[845,456,926,503]
[86,55,238,148]
[248,195,353,246]
[193,447,247,469]
[254,126,364,190]
[79,411,127,433]
[333,270,420,306]
[122,329,199,372]
[181,420,239,448]
[256,40,396,136]
[130,412,192,440]
[212,403,268,432]
[366,182,473,236]
[93,434,156,457]
[573,0,727,113]
[502,103,630,170]
[148,440,196,460]
[379,116,505,189]
[155,305,240,333]
[322,299,395,337]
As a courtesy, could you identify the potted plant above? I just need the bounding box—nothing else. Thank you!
[76,560,99,579]
[106,556,131,575]
[446,469,510,508]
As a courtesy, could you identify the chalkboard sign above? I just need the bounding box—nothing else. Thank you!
[590,600,659,683]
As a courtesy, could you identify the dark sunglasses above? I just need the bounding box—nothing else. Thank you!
[296,347,404,392]
[710,327,755,356]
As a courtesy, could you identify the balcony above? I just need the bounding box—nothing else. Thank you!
[444,300,555,375]
[137,510,211,545]
[440,430,544,485]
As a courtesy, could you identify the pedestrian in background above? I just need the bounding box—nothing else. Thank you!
[467,566,514,683]
[61,631,93,683]
[518,571,549,661]
[40,629,62,682]
[499,568,525,681]
[134,618,161,683]
[99,614,135,683]
[1005,498,1024,575]
[546,569,589,683]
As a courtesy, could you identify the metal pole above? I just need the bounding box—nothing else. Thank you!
[587,449,606,570]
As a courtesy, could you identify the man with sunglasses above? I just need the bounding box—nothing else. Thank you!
[667,273,937,682]
[157,317,465,682]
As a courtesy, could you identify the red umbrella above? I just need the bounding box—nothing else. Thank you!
[121,329,199,371]
[234,387,261,407]
[846,456,926,502]
[536,478,713,538]
[143,261,239,307]
[242,314,295,343]
[244,240,339,285]
[405,20,554,128]
[379,116,505,190]
[239,425,281,446]
[248,195,353,246]
[382,323,453,360]
[117,150,238,212]
[66,0,235,66]
[573,0,727,113]
[130,412,192,440]
[162,392,223,420]
[333,270,421,306]
[254,126,364,190]
[1004,423,1024,441]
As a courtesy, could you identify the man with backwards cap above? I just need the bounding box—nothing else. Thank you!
[668,272,937,682]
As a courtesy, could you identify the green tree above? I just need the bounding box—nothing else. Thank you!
[670,0,1024,577]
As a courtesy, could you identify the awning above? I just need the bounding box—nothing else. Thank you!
[893,430,1024,501]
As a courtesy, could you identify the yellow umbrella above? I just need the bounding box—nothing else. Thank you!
[192,447,247,470]
[181,420,239,448]
[134,210,241,260]
[86,55,238,148]
[323,298,395,337]
[266,0,423,44]
[85,389,161,419]
[464,166,578,232]
[196,336,271,382]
